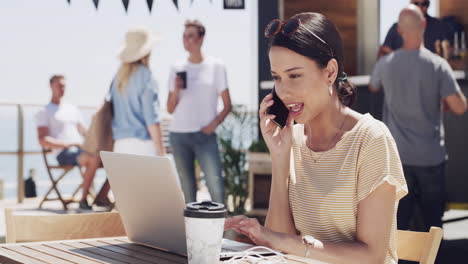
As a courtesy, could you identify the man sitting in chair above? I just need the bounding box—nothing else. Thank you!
[35,74,110,210]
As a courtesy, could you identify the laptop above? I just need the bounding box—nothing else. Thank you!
[100,151,273,259]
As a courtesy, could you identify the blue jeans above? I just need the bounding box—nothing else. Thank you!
[169,131,224,203]
[56,147,82,166]
[397,162,446,232]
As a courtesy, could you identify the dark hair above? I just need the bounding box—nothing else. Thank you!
[184,19,206,37]
[268,12,356,107]
[49,74,64,85]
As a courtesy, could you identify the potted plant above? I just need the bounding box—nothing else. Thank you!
[247,138,270,164]
[217,105,255,215]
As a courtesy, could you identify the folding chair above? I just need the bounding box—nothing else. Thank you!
[397,227,443,264]
[39,148,94,210]
[4,208,125,243]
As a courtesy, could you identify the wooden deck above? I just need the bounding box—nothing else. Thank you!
[0,185,212,244]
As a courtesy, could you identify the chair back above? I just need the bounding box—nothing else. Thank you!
[397,227,443,264]
[5,208,126,243]
[41,148,52,168]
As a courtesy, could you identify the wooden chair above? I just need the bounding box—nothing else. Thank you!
[4,208,126,243]
[397,227,443,264]
[39,148,94,210]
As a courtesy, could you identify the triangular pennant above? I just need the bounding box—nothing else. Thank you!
[92,0,99,10]
[146,0,153,13]
[122,0,129,13]
[172,0,178,10]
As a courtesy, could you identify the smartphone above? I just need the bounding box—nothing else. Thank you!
[266,86,289,128]
[176,71,187,89]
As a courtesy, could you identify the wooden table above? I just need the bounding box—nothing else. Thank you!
[0,237,320,264]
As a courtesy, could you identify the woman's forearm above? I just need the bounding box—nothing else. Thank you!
[147,123,166,156]
[265,154,296,235]
[270,232,384,264]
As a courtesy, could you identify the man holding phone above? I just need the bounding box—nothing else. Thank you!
[167,19,232,203]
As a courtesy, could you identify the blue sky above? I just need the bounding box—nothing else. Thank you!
[0,0,257,110]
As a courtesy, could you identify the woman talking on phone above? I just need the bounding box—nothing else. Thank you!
[225,12,408,264]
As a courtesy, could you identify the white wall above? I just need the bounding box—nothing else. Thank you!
[380,0,438,44]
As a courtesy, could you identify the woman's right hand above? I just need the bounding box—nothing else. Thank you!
[259,93,293,158]
[224,215,273,248]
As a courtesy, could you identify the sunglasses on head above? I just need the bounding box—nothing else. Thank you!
[412,1,429,7]
[264,18,334,58]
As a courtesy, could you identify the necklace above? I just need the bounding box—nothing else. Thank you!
[307,114,347,163]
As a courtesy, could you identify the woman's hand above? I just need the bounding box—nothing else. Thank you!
[259,93,293,158]
[225,215,273,248]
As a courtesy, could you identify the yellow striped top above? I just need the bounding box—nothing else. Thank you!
[289,114,408,263]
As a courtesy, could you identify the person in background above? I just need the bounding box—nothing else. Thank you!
[36,74,106,210]
[166,19,232,203]
[378,0,453,58]
[111,26,166,157]
[370,5,467,232]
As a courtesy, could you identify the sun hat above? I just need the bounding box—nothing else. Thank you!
[117,26,162,63]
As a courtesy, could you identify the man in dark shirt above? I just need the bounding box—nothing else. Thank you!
[378,0,453,57]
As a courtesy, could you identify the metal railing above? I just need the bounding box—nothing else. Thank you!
[0,101,257,204]
[0,102,96,203]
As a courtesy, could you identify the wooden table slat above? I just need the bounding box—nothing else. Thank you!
[0,237,313,264]
[4,245,75,264]
[100,239,182,264]
[0,247,48,264]
[0,256,22,264]
[47,243,125,264]
[84,240,175,264]
[114,238,187,264]
[25,244,104,264]
[63,241,147,264]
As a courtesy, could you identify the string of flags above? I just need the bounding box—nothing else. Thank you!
[65,0,220,13]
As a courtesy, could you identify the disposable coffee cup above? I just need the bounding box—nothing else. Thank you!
[184,201,226,264]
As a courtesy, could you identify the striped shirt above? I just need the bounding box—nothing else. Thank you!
[289,114,408,263]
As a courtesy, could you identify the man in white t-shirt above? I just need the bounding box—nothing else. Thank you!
[36,75,86,163]
[36,75,101,210]
[167,20,232,203]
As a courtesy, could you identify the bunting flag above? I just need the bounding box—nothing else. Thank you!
[122,0,129,12]
[64,0,215,13]
[146,0,153,13]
